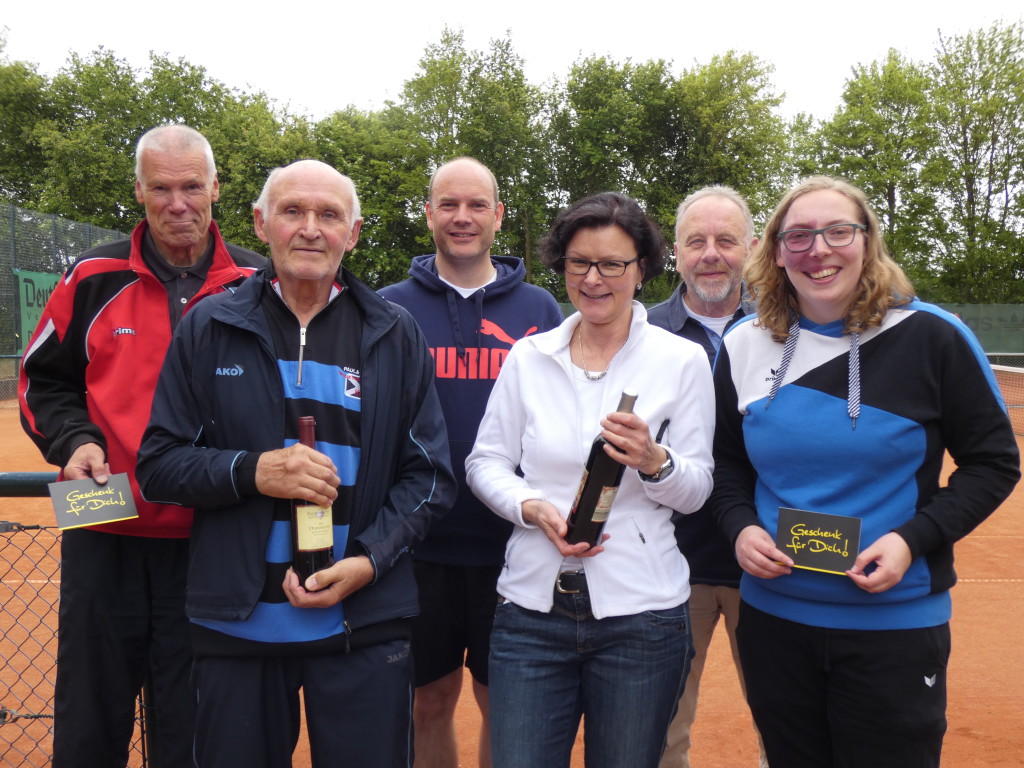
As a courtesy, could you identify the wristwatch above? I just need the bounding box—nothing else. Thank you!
[638,454,674,483]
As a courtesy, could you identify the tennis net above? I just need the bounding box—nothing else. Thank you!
[989,354,1023,436]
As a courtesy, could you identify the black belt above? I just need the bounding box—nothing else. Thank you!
[555,570,587,595]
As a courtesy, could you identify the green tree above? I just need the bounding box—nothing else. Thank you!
[33,49,144,229]
[315,105,431,286]
[549,56,645,205]
[11,46,309,252]
[395,28,554,289]
[399,28,474,164]
[143,54,233,129]
[548,56,689,301]
[673,52,787,220]
[0,36,56,205]
[204,93,316,254]
[142,54,309,253]
[461,35,552,288]
[31,50,248,231]
[549,52,786,301]
[929,21,1024,301]
[551,52,785,220]
[786,112,823,180]
[812,50,942,294]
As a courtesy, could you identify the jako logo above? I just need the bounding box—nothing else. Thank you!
[112,327,136,336]
[215,365,245,376]
[386,645,410,664]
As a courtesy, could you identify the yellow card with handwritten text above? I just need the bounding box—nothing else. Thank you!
[775,507,861,575]
[48,474,138,530]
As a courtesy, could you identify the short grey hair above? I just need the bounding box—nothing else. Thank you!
[135,125,216,180]
[674,185,754,244]
[253,161,361,223]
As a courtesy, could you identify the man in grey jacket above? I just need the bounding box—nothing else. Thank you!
[648,186,767,768]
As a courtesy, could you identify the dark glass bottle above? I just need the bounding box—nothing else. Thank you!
[291,416,335,585]
[565,389,639,546]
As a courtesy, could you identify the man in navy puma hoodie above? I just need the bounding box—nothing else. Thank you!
[380,157,562,768]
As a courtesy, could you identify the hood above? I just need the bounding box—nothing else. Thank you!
[407,253,527,299]
[405,253,529,358]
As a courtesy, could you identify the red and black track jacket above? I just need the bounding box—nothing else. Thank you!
[19,220,263,538]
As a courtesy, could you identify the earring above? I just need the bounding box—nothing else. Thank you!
[636,283,642,291]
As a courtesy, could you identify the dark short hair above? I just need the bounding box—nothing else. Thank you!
[540,192,667,284]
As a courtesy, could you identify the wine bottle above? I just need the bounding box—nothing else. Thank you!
[291,416,335,585]
[565,389,639,546]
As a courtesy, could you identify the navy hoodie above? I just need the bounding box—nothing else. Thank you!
[380,254,563,566]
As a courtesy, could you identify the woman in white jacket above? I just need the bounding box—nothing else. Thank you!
[466,192,715,768]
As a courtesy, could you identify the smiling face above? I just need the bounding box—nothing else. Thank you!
[674,195,755,317]
[426,159,504,267]
[253,162,361,290]
[565,225,643,331]
[776,189,867,325]
[135,147,219,266]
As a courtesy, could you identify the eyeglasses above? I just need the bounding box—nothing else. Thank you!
[561,257,640,277]
[777,223,866,252]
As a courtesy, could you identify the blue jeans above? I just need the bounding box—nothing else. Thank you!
[489,590,693,768]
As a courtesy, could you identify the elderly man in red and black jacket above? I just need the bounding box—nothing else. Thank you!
[19,124,263,768]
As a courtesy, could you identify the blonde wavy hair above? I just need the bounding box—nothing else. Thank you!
[745,176,914,341]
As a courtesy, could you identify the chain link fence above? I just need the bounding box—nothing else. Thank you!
[0,204,127,401]
[1,516,148,767]
[0,521,59,767]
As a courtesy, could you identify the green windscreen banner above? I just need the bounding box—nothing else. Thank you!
[15,269,60,354]
[939,304,1024,354]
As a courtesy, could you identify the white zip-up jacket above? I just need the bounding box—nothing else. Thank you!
[466,304,715,619]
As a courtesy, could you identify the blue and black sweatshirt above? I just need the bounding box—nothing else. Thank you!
[137,264,456,656]
[710,301,1020,630]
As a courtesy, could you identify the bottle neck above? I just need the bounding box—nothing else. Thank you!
[615,390,638,414]
[298,416,316,448]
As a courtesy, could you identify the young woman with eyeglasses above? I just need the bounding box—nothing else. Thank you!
[710,176,1020,767]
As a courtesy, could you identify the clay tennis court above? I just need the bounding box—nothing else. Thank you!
[1,404,1021,767]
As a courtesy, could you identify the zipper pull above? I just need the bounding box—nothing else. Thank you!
[632,518,646,544]
[297,326,307,387]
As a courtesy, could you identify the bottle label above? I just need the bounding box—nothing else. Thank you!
[570,470,588,515]
[592,487,619,523]
[295,504,333,550]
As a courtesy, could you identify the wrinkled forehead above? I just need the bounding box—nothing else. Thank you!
[138,148,213,185]
[270,172,355,215]
[677,196,749,238]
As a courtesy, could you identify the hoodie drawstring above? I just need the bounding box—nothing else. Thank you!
[445,290,467,360]
[765,321,861,429]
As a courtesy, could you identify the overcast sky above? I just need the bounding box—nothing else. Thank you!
[2,1,1022,123]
